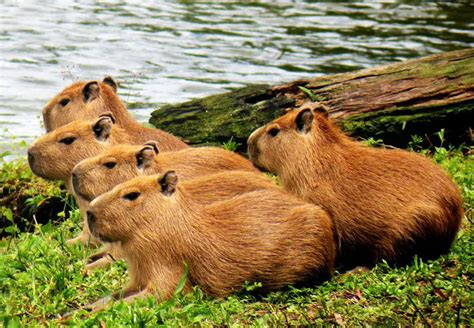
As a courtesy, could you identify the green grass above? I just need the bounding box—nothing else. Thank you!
[1,143,473,326]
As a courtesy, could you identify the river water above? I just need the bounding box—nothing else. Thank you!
[1,1,473,150]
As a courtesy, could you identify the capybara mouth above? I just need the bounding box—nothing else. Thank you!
[72,173,93,202]
[95,233,116,243]
[247,143,259,163]
[247,146,271,173]
[29,164,53,181]
[87,210,116,243]
[252,162,270,173]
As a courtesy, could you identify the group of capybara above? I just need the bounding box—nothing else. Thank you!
[27,76,463,313]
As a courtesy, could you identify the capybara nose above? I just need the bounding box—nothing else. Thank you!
[27,151,34,166]
[87,211,96,229]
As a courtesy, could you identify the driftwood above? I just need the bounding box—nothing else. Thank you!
[150,49,474,149]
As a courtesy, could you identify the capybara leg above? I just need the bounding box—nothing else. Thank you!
[66,234,84,245]
[61,287,148,320]
[85,243,122,271]
[87,288,148,313]
[85,253,114,272]
[66,231,100,247]
[121,288,151,305]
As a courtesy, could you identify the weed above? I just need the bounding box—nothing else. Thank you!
[222,137,240,152]
[298,86,319,102]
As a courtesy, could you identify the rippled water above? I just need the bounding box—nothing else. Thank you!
[1,1,473,148]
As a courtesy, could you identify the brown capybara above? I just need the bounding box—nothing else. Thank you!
[27,114,259,246]
[71,141,258,202]
[42,76,187,151]
[80,169,279,271]
[83,171,335,311]
[247,106,463,269]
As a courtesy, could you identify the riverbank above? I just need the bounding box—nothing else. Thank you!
[1,139,472,326]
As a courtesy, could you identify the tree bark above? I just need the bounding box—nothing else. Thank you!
[150,49,474,149]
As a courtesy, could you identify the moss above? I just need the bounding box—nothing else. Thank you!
[0,156,74,237]
[150,85,294,148]
[415,56,474,79]
[339,100,473,147]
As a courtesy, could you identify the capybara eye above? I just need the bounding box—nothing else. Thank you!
[59,98,70,107]
[58,136,76,145]
[123,192,140,201]
[268,127,280,137]
[104,162,116,169]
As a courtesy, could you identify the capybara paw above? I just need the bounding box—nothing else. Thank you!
[66,235,84,245]
[85,253,114,272]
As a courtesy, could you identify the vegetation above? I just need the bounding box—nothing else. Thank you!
[1,137,472,326]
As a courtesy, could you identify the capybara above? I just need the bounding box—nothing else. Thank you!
[42,76,187,151]
[247,107,463,269]
[80,169,279,271]
[27,114,258,245]
[83,171,335,311]
[70,141,259,269]
[71,141,257,202]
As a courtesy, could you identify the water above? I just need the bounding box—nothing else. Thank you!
[1,1,473,149]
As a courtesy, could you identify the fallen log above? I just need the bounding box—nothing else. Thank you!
[150,49,474,149]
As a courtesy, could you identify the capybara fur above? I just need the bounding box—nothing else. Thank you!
[247,107,463,269]
[72,141,258,202]
[81,169,279,271]
[42,77,187,151]
[85,171,335,310]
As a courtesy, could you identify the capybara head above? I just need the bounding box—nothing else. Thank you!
[28,113,117,181]
[247,106,340,174]
[87,171,178,243]
[42,77,119,132]
[72,141,160,201]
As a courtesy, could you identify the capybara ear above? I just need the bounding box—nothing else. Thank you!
[313,103,330,118]
[136,145,157,169]
[103,76,118,93]
[142,140,160,154]
[158,171,178,196]
[295,109,314,134]
[83,81,100,103]
[98,111,116,124]
[93,113,115,141]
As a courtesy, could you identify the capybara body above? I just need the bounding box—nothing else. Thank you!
[42,77,187,151]
[80,169,279,270]
[86,172,335,308]
[248,107,463,269]
[72,141,258,202]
